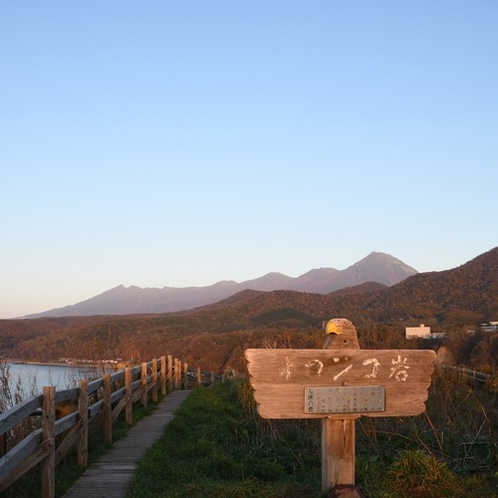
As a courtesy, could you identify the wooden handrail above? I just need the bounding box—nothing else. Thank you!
[0,354,218,496]
[439,364,493,385]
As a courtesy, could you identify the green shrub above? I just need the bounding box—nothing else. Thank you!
[384,449,461,497]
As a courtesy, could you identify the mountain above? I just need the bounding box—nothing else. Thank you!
[24,252,417,318]
[182,247,498,329]
[363,246,498,324]
[2,247,497,369]
[291,252,417,293]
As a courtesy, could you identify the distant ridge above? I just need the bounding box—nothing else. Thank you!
[25,252,417,318]
[2,247,497,368]
[193,247,498,327]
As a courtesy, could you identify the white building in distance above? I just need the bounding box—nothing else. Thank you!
[405,324,431,339]
[481,321,498,333]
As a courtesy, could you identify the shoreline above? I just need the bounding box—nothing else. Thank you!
[2,358,68,367]
[1,358,118,369]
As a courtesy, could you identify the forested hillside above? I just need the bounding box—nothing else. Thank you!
[364,246,498,325]
[1,248,497,373]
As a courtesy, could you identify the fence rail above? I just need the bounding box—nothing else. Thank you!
[439,364,494,386]
[0,354,218,495]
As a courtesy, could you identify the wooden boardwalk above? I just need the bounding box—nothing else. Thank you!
[63,390,191,498]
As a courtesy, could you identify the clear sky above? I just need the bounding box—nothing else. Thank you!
[1,1,497,318]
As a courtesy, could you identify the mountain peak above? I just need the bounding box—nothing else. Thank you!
[24,252,418,318]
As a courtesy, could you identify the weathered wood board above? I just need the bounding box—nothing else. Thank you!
[245,349,436,419]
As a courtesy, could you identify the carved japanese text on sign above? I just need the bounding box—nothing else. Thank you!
[244,349,436,419]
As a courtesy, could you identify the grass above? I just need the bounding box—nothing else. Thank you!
[3,366,497,497]
[127,382,323,497]
[127,376,498,497]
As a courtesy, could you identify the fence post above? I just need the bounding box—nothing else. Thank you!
[175,359,181,390]
[152,358,158,403]
[211,371,215,386]
[168,355,173,393]
[77,379,88,467]
[173,359,177,390]
[197,367,202,386]
[41,385,55,498]
[0,414,6,457]
[103,374,112,445]
[183,362,189,390]
[125,367,133,425]
[160,355,167,396]
[141,362,148,407]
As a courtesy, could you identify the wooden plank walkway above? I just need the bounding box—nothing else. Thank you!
[63,390,191,498]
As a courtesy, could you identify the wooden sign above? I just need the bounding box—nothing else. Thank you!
[245,348,436,419]
[245,318,437,494]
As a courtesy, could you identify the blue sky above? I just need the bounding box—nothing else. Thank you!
[1,1,497,318]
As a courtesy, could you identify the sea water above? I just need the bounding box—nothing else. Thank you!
[2,362,99,396]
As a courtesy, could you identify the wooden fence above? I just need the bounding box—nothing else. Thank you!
[0,355,218,495]
[439,364,494,387]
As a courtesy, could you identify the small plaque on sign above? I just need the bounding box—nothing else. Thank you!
[305,386,385,414]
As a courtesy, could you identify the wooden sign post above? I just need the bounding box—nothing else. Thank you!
[245,318,436,495]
